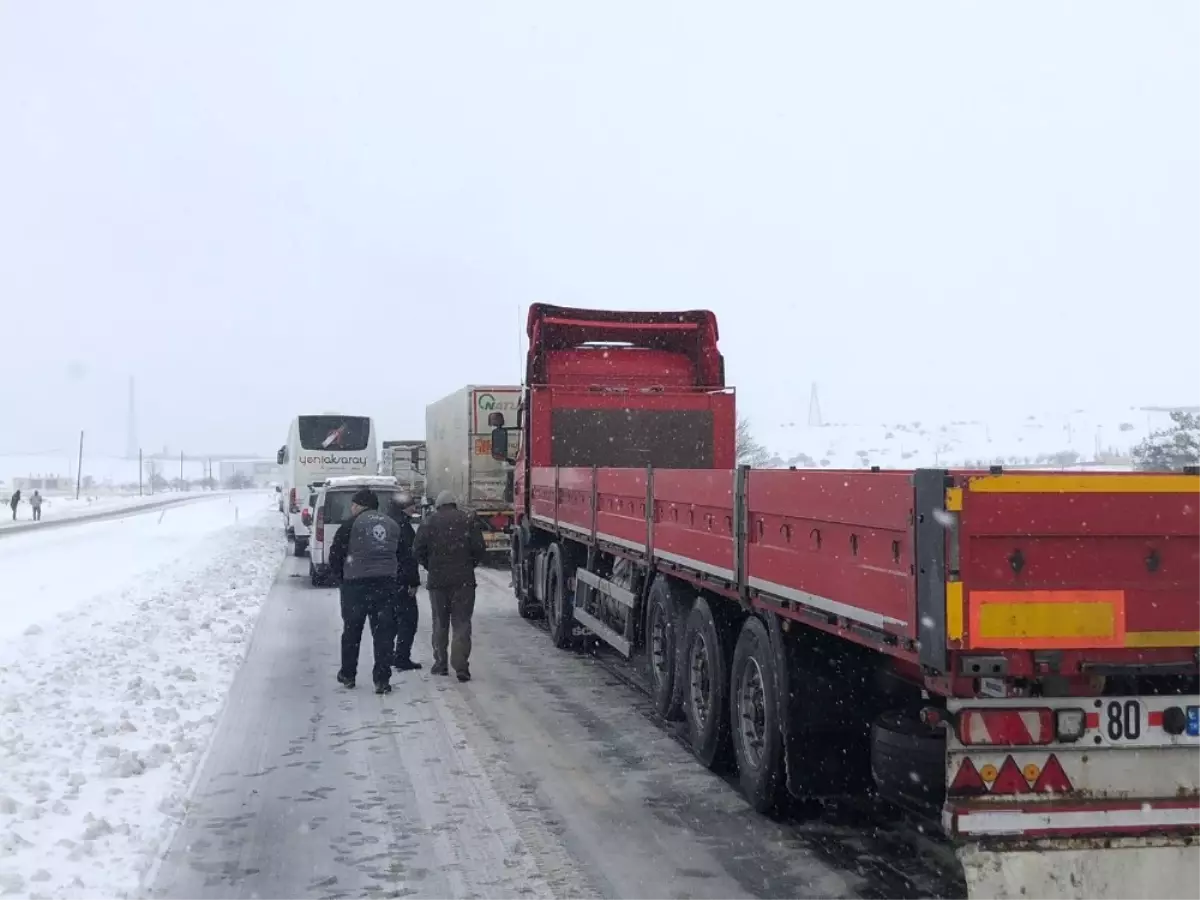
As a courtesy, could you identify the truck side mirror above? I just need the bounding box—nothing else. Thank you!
[275,485,282,493]
[490,427,509,461]
[410,448,420,466]
[276,446,286,465]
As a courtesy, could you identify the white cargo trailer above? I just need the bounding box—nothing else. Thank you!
[425,385,521,556]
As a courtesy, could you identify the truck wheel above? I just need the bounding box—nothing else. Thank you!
[513,533,540,619]
[646,577,687,720]
[683,597,732,770]
[730,616,786,812]
[293,537,308,557]
[871,710,946,811]
[545,544,574,649]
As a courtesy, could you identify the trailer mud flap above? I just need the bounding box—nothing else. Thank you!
[960,836,1200,900]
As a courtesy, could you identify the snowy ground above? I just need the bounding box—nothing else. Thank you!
[0,493,283,898]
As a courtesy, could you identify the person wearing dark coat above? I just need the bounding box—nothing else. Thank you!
[327,488,399,694]
[386,495,423,671]
[413,490,486,681]
[9,489,20,521]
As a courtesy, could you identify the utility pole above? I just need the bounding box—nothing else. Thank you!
[807,382,824,427]
[180,450,184,487]
[75,430,84,499]
[139,449,143,496]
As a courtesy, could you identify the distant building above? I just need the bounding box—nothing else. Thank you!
[218,460,278,486]
[12,475,73,493]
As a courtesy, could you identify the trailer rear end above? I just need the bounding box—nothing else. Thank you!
[426,385,521,557]
[932,472,1199,898]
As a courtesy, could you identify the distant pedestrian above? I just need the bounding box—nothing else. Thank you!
[386,494,423,672]
[30,490,42,522]
[327,488,399,694]
[9,489,20,521]
[413,491,485,682]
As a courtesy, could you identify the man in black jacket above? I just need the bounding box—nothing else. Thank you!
[386,495,423,672]
[413,491,486,681]
[327,488,399,694]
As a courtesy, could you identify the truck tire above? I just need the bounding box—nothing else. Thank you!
[683,597,732,770]
[646,577,688,720]
[293,537,308,557]
[730,616,786,812]
[871,709,945,811]
[513,532,541,619]
[545,544,574,649]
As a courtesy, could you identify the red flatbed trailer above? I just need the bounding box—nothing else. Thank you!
[500,304,1200,899]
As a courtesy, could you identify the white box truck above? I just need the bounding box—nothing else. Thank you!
[425,385,522,558]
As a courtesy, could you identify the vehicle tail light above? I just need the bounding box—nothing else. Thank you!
[1055,708,1087,742]
[956,708,1053,746]
[490,514,509,531]
[1030,754,1074,794]
[289,488,299,514]
[990,757,1032,794]
[315,508,324,542]
[301,508,312,527]
[949,758,987,795]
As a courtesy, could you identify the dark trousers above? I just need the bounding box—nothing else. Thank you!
[391,587,419,664]
[339,577,396,685]
[429,585,475,674]
[32,507,41,521]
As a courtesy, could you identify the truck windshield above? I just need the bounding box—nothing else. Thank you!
[298,416,371,451]
[551,408,714,468]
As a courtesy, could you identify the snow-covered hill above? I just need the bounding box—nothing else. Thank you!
[761,407,1181,470]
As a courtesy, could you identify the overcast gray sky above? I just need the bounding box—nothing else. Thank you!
[1,1,1196,457]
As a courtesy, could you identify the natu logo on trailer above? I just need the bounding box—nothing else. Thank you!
[477,393,518,413]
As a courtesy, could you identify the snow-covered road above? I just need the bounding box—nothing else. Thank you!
[0,493,199,535]
[147,560,883,900]
[0,493,283,898]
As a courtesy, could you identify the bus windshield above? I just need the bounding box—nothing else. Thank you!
[297,416,372,452]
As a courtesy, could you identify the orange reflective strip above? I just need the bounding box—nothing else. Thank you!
[1125,630,1200,648]
[966,590,1126,650]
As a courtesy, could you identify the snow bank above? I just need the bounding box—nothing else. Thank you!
[0,502,283,898]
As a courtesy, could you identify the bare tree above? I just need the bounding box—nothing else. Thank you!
[736,417,771,468]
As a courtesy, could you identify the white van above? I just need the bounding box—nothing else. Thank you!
[308,475,403,587]
[278,414,378,557]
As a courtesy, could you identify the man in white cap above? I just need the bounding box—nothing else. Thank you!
[413,490,486,681]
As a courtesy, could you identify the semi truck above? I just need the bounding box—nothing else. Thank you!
[380,440,426,499]
[494,303,1199,900]
[426,385,522,557]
